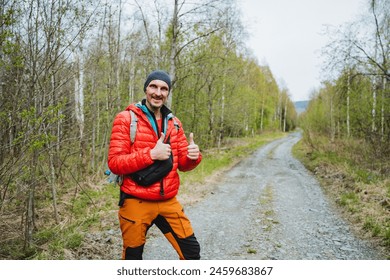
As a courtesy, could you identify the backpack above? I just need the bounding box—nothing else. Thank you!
[105,110,179,186]
[105,110,138,185]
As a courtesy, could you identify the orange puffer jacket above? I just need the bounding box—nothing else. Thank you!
[108,101,202,201]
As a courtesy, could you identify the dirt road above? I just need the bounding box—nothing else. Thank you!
[141,132,383,260]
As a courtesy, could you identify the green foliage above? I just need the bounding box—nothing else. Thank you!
[384,227,390,247]
[35,228,84,259]
[294,136,390,254]
[363,216,382,237]
[247,248,257,254]
[0,0,298,259]
[34,228,57,245]
[352,168,379,184]
[387,183,390,199]
[338,192,359,210]
[27,184,115,259]
[0,239,26,260]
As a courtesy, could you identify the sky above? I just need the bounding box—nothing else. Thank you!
[238,0,366,101]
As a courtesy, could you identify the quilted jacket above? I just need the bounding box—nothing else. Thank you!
[107,100,202,201]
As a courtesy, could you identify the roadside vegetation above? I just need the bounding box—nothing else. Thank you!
[293,136,389,258]
[293,0,389,258]
[0,0,297,260]
[1,0,388,260]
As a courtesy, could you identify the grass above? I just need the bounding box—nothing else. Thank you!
[247,248,257,254]
[338,192,359,206]
[363,217,382,237]
[0,178,119,259]
[292,134,390,258]
[259,184,278,231]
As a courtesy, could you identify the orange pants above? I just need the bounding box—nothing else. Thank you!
[118,196,200,260]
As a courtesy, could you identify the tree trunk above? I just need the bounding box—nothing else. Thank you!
[49,150,59,224]
[381,76,386,140]
[116,0,122,111]
[24,185,35,250]
[330,94,335,142]
[283,101,287,132]
[346,69,351,138]
[260,100,265,132]
[168,0,179,109]
[218,55,227,149]
[372,75,377,132]
[74,53,86,174]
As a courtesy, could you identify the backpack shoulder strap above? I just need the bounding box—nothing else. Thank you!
[173,117,180,131]
[167,112,180,132]
[129,110,138,144]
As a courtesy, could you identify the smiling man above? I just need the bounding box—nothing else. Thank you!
[108,70,202,260]
[143,72,170,113]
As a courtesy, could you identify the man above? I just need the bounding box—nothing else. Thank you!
[108,70,202,260]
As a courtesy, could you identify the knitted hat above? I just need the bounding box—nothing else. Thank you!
[143,70,171,92]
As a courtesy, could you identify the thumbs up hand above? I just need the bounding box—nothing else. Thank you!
[187,132,200,160]
[151,133,171,160]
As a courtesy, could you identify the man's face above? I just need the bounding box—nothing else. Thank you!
[145,80,169,112]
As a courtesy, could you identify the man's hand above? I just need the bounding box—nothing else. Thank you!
[187,132,200,160]
[150,133,171,160]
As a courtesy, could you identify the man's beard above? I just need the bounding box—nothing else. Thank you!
[146,98,163,112]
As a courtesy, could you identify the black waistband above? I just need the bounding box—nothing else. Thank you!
[118,190,136,206]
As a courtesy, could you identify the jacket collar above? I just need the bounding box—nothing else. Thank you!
[134,99,174,136]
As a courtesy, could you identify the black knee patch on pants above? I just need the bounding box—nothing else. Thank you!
[125,244,144,260]
[153,215,200,260]
[178,234,200,260]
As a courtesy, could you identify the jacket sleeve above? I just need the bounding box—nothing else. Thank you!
[176,119,202,172]
[107,111,154,175]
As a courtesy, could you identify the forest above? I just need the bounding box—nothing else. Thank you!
[298,0,389,250]
[1,0,388,259]
[0,0,297,258]
[302,0,389,152]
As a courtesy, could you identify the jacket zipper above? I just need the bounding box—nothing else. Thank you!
[160,179,165,196]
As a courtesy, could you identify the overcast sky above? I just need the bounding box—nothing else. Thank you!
[238,0,366,101]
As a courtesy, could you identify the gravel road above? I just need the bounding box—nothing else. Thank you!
[141,132,383,260]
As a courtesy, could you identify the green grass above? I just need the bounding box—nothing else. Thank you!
[387,182,390,198]
[363,217,382,237]
[384,227,390,247]
[247,248,257,254]
[23,184,117,259]
[339,195,359,214]
[293,134,390,257]
[338,192,359,207]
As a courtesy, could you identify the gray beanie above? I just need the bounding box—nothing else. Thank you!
[143,70,171,92]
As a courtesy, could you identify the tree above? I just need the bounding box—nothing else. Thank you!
[0,0,298,258]
[323,0,389,141]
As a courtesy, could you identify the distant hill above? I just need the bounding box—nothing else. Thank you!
[294,100,309,114]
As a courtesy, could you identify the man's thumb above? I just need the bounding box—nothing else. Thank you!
[158,132,165,142]
[189,132,194,144]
